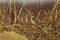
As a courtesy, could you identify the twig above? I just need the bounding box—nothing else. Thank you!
[36,10,41,20]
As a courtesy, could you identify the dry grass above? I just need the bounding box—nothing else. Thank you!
[0,0,60,40]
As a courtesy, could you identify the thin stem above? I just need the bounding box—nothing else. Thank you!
[36,10,41,20]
